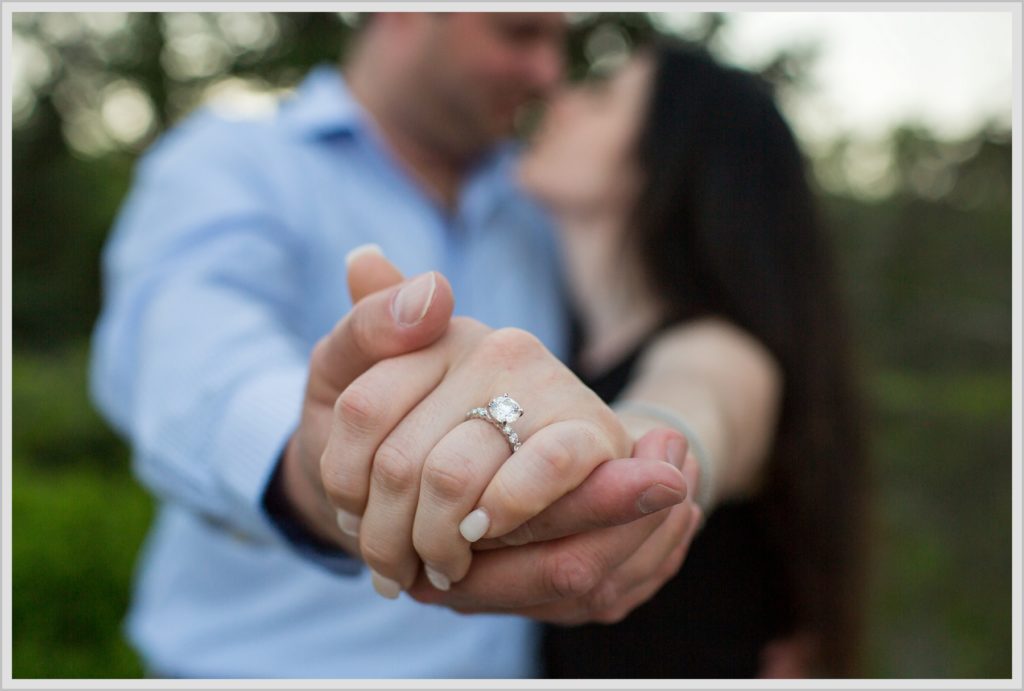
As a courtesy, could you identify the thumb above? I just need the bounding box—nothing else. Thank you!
[345,243,405,303]
[632,426,689,466]
[307,263,454,407]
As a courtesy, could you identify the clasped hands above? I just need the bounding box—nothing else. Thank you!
[279,250,703,624]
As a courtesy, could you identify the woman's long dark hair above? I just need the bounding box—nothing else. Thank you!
[629,41,870,676]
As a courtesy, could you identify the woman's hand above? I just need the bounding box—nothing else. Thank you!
[408,427,704,625]
[323,314,639,594]
[283,247,693,616]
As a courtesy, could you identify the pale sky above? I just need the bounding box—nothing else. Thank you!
[663,11,1015,145]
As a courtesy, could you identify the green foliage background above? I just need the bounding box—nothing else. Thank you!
[10,12,1012,678]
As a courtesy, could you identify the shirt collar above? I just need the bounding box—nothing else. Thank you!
[281,65,529,228]
[280,64,364,139]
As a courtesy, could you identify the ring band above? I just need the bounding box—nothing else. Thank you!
[466,393,524,453]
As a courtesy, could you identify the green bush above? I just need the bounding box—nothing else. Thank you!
[12,347,151,679]
[12,457,152,678]
[12,345,125,470]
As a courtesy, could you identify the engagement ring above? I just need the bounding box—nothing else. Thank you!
[466,394,524,453]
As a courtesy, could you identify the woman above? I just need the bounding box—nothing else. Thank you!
[518,40,869,678]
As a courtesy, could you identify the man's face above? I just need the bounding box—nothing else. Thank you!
[401,13,567,157]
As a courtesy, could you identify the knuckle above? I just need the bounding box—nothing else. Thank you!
[449,315,490,339]
[479,327,545,365]
[663,544,687,580]
[372,440,420,494]
[433,317,490,362]
[447,317,489,349]
[320,462,362,511]
[421,450,475,503]
[653,551,678,586]
[575,419,607,455]
[358,536,393,573]
[533,432,579,480]
[410,528,441,565]
[546,550,602,600]
[594,406,631,455]
[579,414,626,462]
[411,529,464,579]
[488,469,543,521]
[334,384,386,436]
[593,605,630,625]
[585,580,622,618]
[358,535,399,575]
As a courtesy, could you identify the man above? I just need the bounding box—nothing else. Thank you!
[91,13,771,677]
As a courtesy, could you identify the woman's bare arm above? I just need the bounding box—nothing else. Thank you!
[615,318,783,509]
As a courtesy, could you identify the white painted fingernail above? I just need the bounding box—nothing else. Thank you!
[336,509,361,537]
[424,565,451,591]
[344,243,384,267]
[370,570,401,599]
[459,508,490,542]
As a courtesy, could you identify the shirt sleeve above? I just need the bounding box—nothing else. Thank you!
[262,450,363,575]
[89,113,357,570]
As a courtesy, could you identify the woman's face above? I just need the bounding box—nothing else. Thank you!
[518,54,654,219]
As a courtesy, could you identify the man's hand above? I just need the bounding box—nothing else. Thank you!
[280,246,698,625]
[277,246,686,559]
[320,313,646,593]
[407,428,704,625]
[277,246,456,551]
[319,252,694,605]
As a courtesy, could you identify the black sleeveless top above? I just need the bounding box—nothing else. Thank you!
[542,328,793,678]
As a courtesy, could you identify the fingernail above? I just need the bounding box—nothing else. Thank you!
[459,508,490,542]
[424,565,451,591]
[370,570,402,599]
[636,483,685,515]
[392,272,437,327]
[344,243,384,267]
[666,438,687,470]
[336,509,361,537]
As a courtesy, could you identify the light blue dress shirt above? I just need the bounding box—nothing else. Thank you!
[90,65,569,678]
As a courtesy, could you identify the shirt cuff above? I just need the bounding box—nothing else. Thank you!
[262,454,364,576]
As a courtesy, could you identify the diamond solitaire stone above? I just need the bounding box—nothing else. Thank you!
[488,394,523,424]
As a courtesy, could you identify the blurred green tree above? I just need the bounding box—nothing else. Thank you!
[10,11,1012,679]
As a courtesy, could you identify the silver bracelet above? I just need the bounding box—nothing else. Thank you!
[612,400,717,511]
